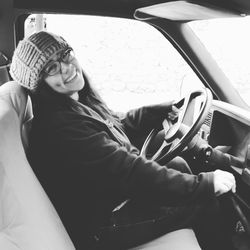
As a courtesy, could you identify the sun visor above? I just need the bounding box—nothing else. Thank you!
[134,1,241,21]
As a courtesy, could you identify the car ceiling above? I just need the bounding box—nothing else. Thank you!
[13,0,250,18]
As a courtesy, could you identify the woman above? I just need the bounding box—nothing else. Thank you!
[10,31,236,249]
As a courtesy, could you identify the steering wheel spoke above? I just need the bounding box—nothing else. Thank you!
[151,140,171,161]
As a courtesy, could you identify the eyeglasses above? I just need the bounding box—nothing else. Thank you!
[43,48,75,76]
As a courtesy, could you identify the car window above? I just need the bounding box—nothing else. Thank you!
[189,16,250,106]
[25,14,203,112]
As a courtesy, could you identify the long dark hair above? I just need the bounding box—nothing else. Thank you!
[28,70,122,127]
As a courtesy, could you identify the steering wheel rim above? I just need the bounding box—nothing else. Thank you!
[140,88,213,165]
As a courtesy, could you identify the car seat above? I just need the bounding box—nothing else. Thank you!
[0,81,75,250]
[0,81,201,250]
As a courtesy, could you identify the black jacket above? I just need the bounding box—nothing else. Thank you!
[28,93,214,248]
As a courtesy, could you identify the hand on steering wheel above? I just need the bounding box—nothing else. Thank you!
[167,104,181,122]
[140,88,213,165]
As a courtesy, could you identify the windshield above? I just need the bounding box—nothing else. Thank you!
[188,16,250,105]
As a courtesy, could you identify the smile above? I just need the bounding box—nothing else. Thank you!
[65,70,77,83]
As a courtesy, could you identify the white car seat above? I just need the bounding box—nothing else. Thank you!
[0,81,201,250]
[0,81,75,250]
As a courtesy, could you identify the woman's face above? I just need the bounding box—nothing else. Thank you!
[41,48,85,98]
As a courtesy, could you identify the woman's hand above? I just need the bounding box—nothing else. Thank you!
[213,169,236,196]
[167,98,185,123]
[167,104,181,122]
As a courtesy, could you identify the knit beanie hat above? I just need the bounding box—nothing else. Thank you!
[10,31,70,90]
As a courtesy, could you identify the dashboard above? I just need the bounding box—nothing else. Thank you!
[201,100,250,166]
[199,100,250,208]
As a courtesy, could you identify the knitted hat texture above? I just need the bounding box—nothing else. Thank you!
[10,31,69,90]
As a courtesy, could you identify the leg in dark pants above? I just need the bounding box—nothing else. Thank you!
[167,157,235,250]
[94,157,233,250]
[191,198,235,250]
[166,156,193,174]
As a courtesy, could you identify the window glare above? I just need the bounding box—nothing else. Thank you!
[189,16,250,105]
[25,14,201,112]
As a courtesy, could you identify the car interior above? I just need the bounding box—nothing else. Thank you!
[1,0,250,249]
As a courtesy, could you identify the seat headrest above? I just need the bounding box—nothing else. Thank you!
[0,81,33,124]
[0,81,33,151]
[0,64,10,86]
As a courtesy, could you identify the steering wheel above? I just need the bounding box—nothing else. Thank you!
[140,88,213,165]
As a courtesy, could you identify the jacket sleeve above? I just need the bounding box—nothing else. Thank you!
[115,101,174,149]
[51,113,215,207]
[120,101,174,135]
